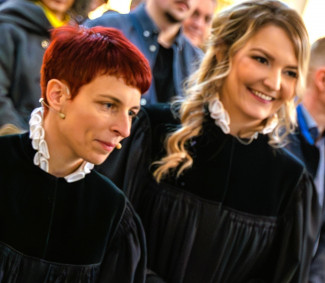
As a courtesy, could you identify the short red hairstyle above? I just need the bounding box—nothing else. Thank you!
[40,25,151,101]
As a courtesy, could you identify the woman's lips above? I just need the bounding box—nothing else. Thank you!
[97,140,115,152]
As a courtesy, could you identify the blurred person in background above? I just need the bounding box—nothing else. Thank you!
[0,0,90,131]
[88,0,106,13]
[182,0,217,51]
[85,0,203,105]
[286,36,325,283]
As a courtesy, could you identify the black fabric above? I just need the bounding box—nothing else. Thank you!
[309,210,325,283]
[98,103,321,283]
[153,45,175,102]
[286,112,325,283]
[286,128,320,179]
[0,133,147,282]
[164,119,302,215]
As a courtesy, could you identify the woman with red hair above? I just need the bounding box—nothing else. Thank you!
[0,25,151,282]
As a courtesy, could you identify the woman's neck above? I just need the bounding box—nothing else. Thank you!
[229,119,262,138]
[43,117,83,178]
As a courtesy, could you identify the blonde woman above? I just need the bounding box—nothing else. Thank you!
[99,1,321,282]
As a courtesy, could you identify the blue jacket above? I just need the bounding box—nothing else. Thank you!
[85,4,203,105]
[286,105,320,177]
[286,105,325,283]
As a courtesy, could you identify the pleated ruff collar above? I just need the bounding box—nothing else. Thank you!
[208,98,277,140]
[29,107,94,183]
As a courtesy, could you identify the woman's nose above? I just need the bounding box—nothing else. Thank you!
[264,69,281,91]
[112,113,131,138]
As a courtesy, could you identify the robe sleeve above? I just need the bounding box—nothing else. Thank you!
[273,170,322,283]
[308,207,325,283]
[97,104,178,200]
[98,201,147,283]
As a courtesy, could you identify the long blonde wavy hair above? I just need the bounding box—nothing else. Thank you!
[153,0,310,182]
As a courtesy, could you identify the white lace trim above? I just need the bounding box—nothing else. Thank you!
[29,107,94,183]
[208,97,277,140]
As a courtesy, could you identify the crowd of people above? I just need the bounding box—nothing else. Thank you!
[0,0,324,282]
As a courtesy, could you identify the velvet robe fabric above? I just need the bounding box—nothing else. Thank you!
[0,133,147,283]
[98,104,321,283]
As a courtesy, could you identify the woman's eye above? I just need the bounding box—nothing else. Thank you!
[253,56,268,65]
[128,110,137,118]
[101,102,118,113]
[205,16,212,24]
[285,70,298,79]
[104,103,118,111]
[105,103,113,109]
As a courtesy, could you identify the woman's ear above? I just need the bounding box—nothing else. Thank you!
[46,79,67,112]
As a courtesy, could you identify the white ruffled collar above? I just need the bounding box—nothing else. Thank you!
[208,98,231,134]
[208,97,277,142]
[29,107,94,183]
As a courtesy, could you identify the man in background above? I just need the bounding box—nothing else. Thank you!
[286,37,325,283]
[182,0,216,50]
[85,0,203,105]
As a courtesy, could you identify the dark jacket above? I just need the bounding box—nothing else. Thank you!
[84,4,203,105]
[286,105,325,283]
[0,0,51,129]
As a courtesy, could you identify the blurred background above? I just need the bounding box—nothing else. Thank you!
[99,0,324,44]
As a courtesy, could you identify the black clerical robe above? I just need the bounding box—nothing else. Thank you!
[0,133,146,283]
[98,104,321,283]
